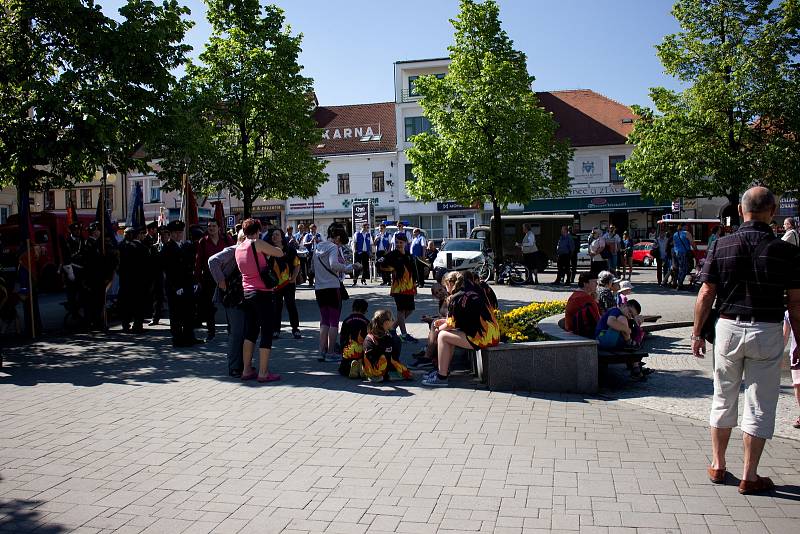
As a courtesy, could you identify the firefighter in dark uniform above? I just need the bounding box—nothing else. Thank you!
[118,226,149,333]
[81,222,110,330]
[60,222,85,315]
[141,221,164,325]
[162,220,202,347]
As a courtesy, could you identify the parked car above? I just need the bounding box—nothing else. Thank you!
[432,238,489,281]
[631,240,656,266]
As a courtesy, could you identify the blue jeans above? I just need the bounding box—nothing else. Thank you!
[675,252,689,285]
[225,305,246,373]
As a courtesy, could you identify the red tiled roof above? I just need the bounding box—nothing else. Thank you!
[312,102,396,156]
[536,90,637,147]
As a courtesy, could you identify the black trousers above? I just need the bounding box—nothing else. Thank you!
[570,253,578,282]
[274,283,299,332]
[118,281,146,329]
[376,250,390,283]
[355,252,370,282]
[556,254,571,283]
[151,271,164,320]
[590,260,609,276]
[413,256,426,287]
[167,291,195,345]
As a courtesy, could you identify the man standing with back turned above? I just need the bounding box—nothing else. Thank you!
[692,186,800,495]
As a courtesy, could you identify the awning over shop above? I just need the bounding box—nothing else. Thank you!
[524,194,670,213]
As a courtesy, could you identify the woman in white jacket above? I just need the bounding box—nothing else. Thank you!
[314,224,356,362]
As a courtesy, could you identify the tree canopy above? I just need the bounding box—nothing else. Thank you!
[406,0,572,262]
[0,0,191,190]
[618,0,800,210]
[156,0,327,218]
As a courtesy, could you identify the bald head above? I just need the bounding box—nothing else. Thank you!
[739,186,776,223]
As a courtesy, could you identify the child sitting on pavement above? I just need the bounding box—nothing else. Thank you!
[363,309,413,382]
[338,299,369,378]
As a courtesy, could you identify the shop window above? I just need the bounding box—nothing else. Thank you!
[44,190,55,210]
[609,155,626,183]
[65,189,77,209]
[404,116,432,141]
[149,180,162,203]
[337,173,350,195]
[80,188,93,209]
[372,171,385,192]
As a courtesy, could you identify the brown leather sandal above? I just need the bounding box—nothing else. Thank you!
[707,466,726,484]
[738,476,775,495]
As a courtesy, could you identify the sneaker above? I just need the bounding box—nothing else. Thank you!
[319,352,339,363]
[402,333,417,343]
[421,373,449,387]
[361,279,367,285]
[423,369,439,379]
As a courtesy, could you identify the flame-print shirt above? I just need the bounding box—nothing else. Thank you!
[446,282,500,349]
[380,250,417,296]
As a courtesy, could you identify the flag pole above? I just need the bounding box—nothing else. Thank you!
[26,238,35,339]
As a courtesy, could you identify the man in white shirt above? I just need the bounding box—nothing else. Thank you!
[519,223,539,284]
[782,217,799,246]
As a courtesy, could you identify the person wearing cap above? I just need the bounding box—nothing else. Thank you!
[616,280,633,307]
[118,226,148,333]
[162,220,202,347]
[564,272,600,338]
[596,271,618,315]
[141,221,162,325]
[378,231,418,342]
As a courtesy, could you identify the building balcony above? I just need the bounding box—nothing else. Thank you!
[400,89,422,103]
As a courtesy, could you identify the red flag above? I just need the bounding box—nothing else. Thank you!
[211,200,225,229]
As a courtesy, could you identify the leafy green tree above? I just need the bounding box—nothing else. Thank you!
[406,0,572,263]
[0,0,190,335]
[618,0,800,216]
[157,0,327,218]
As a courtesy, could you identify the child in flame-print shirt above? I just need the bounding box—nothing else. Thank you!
[378,232,418,342]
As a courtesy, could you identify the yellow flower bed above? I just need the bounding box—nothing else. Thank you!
[496,300,566,343]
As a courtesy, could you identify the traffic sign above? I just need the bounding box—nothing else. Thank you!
[226,215,236,228]
[671,200,681,213]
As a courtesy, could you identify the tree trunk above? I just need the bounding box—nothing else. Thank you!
[491,197,503,265]
[242,191,253,219]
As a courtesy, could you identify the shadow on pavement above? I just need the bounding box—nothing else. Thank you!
[0,498,67,533]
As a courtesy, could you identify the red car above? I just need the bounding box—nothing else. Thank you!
[631,240,656,266]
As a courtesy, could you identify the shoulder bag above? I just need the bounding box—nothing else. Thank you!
[315,248,349,300]
[251,242,279,289]
[221,268,244,307]
[699,234,773,343]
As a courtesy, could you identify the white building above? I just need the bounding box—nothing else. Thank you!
[286,102,399,236]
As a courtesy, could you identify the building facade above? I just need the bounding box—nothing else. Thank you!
[285,102,398,236]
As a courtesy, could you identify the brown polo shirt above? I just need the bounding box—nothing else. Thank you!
[699,221,800,322]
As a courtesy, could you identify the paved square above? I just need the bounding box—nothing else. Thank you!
[1,282,798,533]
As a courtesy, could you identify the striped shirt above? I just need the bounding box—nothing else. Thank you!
[699,221,800,322]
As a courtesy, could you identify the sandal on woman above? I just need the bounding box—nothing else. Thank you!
[793,416,800,429]
[707,466,726,484]
[738,476,774,495]
[257,373,281,383]
[240,371,257,381]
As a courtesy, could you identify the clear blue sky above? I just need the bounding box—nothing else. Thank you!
[98,0,684,108]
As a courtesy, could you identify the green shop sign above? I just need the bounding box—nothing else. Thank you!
[524,194,670,213]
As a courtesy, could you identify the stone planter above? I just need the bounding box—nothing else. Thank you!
[481,314,598,393]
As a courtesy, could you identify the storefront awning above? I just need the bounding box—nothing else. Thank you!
[524,194,670,213]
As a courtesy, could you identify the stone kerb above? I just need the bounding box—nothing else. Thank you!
[483,313,598,393]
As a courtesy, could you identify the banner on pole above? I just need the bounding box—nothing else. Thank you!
[351,200,374,234]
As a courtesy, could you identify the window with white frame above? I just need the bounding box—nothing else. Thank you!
[149,179,162,203]
[337,173,350,195]
[79,188,93,209]
[372,171,385,192]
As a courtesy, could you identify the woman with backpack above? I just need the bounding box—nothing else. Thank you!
[235,218,285,382]
[266,228,302,340]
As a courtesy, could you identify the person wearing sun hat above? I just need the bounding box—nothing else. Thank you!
[616,280,634,307]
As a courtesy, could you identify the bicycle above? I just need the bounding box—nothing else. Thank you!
[494,260,530,286]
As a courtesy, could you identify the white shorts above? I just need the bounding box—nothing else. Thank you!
[710,318,784,439]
